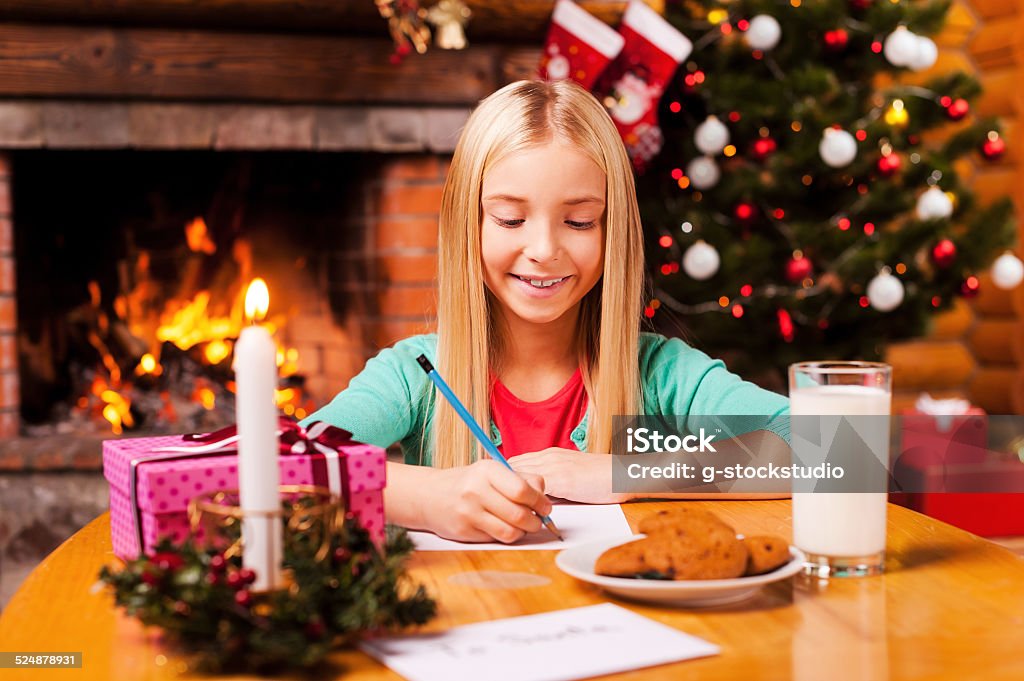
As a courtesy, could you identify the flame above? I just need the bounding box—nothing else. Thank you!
[244,278,270,322]
[198,388,216,410]
[135,353,163,376]
[204,339,232,365]
[99,387,134,434]
[185,217,216,255]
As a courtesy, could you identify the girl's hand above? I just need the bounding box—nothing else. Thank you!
[426,459,552,544]
[510,448,632,504]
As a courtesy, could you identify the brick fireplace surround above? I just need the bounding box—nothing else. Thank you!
[0,104,471,468]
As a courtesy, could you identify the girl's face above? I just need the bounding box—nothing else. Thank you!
[480,141,606,330]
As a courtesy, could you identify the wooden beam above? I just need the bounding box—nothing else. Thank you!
[0,23,510,105]
[0,1,645,42]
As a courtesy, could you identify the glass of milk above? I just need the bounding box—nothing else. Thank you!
[789,362,892,578]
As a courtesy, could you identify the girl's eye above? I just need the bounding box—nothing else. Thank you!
[494,217,524,227]
[567,220,596,230]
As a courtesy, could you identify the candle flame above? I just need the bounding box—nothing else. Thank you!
[244,278,270,322]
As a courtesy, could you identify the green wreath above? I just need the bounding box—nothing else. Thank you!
[99,513,436,674]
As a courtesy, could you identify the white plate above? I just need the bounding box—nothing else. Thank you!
[556,535,806,607]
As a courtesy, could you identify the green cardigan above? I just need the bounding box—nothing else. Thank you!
[303,333,789,465]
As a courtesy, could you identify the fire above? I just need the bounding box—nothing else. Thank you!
[73,218,312,434]
[185,217,216,255]
[204,340,232,365]
[135,353,162,376]
[244,278,270,322]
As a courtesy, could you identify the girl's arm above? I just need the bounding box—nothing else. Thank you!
[385,459,554,543]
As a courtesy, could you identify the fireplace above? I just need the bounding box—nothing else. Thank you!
[0,128,459,468]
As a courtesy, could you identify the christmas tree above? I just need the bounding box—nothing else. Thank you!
[636,0,1019,378]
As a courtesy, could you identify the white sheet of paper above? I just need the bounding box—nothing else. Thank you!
[407,503,632,551]
[360,603,720,681]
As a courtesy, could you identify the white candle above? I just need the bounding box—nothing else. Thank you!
[234,279,282,591]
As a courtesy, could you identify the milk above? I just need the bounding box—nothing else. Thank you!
[790,385,890,558]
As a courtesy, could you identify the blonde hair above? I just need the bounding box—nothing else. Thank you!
[431,79,644,468]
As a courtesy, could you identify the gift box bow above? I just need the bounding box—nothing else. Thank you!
[127,418,356,554]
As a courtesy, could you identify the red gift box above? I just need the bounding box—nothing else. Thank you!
[892,406,1024,537]
[102,420,387,559]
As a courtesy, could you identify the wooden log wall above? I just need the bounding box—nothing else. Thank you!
[885,0,1024,414]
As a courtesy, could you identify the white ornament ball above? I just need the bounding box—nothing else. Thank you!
[883,27,919,67]
[908,35,938,71]
[819,128,858,168]
[992,252,1024,290]
[746,15,781,51]
[694,116,730,155]
[682,240,720,281]
[686,156,720,190]
[915,186,954,220]
[867,271,905,312]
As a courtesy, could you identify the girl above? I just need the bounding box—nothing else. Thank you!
[305,79,788,543]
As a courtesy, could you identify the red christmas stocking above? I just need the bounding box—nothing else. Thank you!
[601,1,692,169]
[538,0,625,90]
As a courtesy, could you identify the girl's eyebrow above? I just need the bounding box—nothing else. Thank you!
[482,194,604,205]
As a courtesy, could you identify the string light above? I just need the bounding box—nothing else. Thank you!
[885,99,909,127]
[707,9,728,24]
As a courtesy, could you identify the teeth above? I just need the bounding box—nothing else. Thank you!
[517,275,567,288]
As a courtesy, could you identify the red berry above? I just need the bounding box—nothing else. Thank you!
[226,571,245,589]
[141,571,162,587]
[209,554,227,573]
[152,552,184,572]
[945,98,969,121]
[238,568,256,586]
[234,589,252,607]
[333,547,352,563]
[305,620,326,639]
[205,572,220,586]
[173,600,191,616]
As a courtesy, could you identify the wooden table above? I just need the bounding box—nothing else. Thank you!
[2,501,1024,680]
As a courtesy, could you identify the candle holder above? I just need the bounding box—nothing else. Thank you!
[187,484,342,573]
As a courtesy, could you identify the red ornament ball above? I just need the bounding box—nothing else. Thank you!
[945,98,969,121]
[823,29,849,51]
[849,0,872,11]
[752,137,777,160]
[877,153,901,177]
[785,254,813,283]
[982,135,1006,160]
[734,202,757,222]
[234,589,253,607]
[931,239,957,268]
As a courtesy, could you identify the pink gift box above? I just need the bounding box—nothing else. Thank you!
[103,430,386,560]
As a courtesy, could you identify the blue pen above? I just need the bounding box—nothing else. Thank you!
[416,354,563,541]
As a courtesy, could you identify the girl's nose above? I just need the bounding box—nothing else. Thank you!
[523,221,561,263]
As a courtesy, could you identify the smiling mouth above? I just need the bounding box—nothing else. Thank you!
[511,274,572,288]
